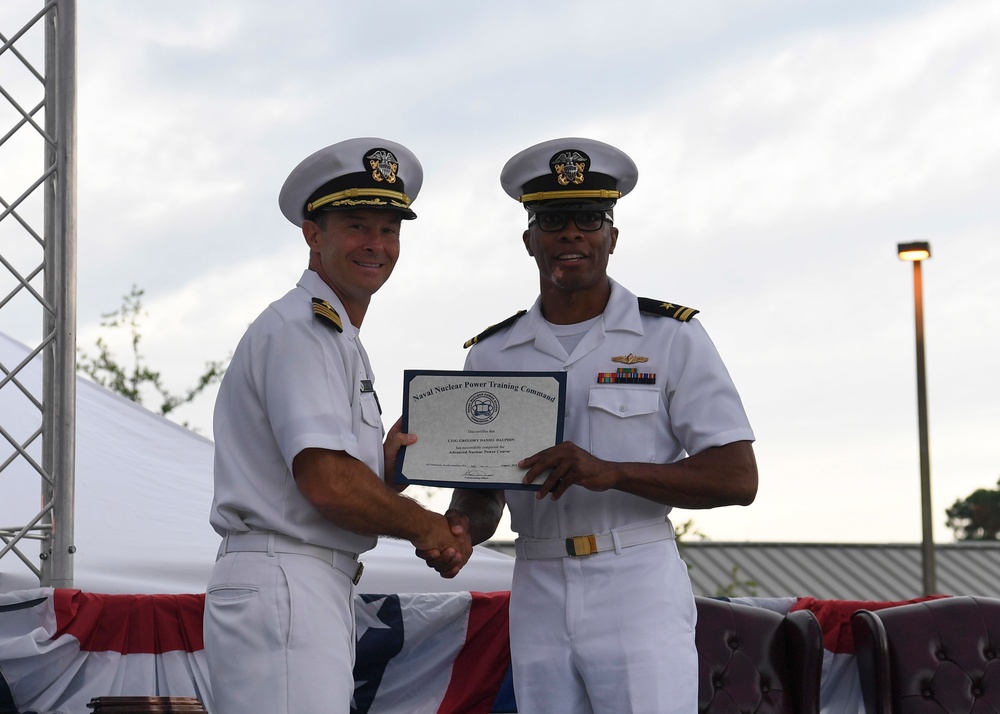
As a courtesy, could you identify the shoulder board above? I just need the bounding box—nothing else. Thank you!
[312,297,343,332]
[463,310,527,349]
[637,297,699,322]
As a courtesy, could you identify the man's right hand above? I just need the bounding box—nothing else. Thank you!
[414,510,472,579]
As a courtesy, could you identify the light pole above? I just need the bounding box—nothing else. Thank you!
[897,241,936,596]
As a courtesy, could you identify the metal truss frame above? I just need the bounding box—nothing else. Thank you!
[1,0,77,588]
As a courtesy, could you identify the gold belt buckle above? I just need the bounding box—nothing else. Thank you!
[352,561,365,585]
[565,534,599,557]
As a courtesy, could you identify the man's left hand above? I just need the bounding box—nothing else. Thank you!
[519,442,617,500]
[383,417,417,492]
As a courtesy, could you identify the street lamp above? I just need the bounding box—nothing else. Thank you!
[897,241,936,595]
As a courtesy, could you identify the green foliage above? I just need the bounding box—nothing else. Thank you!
[714,565,759,599]
[674,518,706,546]
[77,285,228,425]
[946,477,1000,541]
[675,518,758,597]
[673,518,706,572]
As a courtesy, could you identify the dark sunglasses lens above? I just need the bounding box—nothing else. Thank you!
[537,213,566,231]
[574,212,604,231]
[534,212,606,232]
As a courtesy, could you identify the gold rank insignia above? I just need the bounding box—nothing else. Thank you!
[311,298,343,332]
[612,353,648,365]
[637,296,699,322]
[463,310,527,349]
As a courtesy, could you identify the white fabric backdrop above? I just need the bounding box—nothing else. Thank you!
[0,330,514,595]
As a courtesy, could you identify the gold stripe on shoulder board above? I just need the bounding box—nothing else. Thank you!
[637,297,699,322]
[312,298,343,332]
[463,310,527,349]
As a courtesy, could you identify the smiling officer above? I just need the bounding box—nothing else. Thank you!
[204,137,471,714]
[436,137,759,713]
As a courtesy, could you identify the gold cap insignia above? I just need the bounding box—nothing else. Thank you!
[551,150,588,186]
[366,149,399,184]
[612,353,648,365]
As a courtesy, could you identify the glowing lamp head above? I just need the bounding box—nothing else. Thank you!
[897,241,931,262]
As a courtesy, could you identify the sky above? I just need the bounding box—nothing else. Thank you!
[2,0,999,546]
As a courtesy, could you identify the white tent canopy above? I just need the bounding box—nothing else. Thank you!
[0,330,513,595]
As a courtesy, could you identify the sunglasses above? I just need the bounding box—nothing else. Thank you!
[528,211,613,233]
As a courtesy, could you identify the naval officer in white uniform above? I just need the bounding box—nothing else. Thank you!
[430,137,758,713]
[205,138,471,714]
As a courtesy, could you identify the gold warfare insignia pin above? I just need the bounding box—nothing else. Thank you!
[366,148,399,184]
[612,353,648,365]
[550,150,589,186]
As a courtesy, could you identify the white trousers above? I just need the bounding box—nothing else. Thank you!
[203,550,356,714]
[509,538,698,714]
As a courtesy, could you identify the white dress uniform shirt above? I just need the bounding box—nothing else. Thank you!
[465,277,755,539]
[210,268,384,554]
[464,276,755,714]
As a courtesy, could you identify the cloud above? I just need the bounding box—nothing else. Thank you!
[616,0,1000,242]
[9,0,1000,544]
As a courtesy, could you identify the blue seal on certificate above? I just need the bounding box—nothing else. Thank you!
[466,391,500,424]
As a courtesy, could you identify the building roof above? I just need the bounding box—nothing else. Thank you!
[483,541,1000,601]
[680,542,1000,601]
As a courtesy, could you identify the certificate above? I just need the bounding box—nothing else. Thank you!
[395,370,566,490]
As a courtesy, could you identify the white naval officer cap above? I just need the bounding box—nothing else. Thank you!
[499,137,638,213]
[278,137,423,226]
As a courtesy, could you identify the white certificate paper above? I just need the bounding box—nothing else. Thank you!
[395,370,567,490]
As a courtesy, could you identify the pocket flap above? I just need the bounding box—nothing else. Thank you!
[360,392,382,427]
[588,387,659,418]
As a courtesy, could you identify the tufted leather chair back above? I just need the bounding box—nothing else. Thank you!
[695,597,823,713]
[851,595,1000,713]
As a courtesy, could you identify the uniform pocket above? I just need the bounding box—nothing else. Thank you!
[360,392,382,428]
[206,584,260,602]
[588,386,660,463]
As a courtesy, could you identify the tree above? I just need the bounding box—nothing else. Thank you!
[675,519,759,597]
[77,285,229,426]
[712,565,759,599]
[946,477,1000,541]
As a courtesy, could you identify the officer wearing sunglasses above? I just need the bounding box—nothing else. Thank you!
[434,137,759,714]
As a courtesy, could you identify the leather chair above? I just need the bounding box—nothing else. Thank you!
[851,595,1000,713]
[695,597,824,713]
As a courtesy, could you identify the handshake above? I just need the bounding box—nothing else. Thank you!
[412,509,474,579]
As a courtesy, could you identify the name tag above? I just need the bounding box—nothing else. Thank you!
[360,380,381,414]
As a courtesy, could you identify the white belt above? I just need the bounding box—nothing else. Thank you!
[515,519,675,559]
[218,531,364,585]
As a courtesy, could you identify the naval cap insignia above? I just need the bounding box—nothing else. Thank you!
[550,150,589,186]
[612,353,648,365]
[366,148,399,184]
